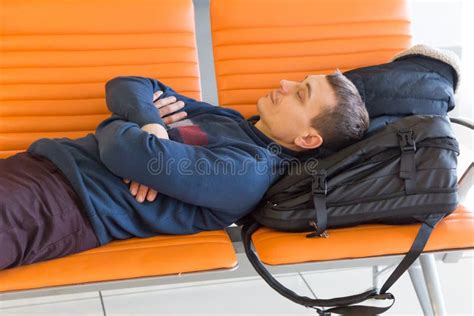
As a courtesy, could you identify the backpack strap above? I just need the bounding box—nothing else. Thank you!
[379,213,443,294]
[398,128,417,194]
[241,213,445,315]
[307,170,329,238]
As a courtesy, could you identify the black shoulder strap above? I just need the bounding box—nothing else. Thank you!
[398,128,417,194]
[241,213,444,315]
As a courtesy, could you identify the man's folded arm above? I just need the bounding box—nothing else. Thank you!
[95,117,270,211]
[105,76,166,127]
[105,76,216,125]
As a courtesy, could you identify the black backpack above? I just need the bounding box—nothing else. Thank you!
[240,115,459,315]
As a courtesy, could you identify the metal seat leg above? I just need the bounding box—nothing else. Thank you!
[408,259,434,315]
[419,253,448,316]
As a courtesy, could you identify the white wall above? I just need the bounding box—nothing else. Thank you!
[408,0,472,119]
[409,0,464,53]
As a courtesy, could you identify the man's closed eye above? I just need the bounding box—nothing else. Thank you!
[298,90,305,102]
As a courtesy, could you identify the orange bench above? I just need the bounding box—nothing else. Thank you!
[0,0,473,314]
[0,0,238,298]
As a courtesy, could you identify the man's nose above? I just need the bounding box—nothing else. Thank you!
[279,80,292,94]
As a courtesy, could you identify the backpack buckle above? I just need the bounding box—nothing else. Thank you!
[373,292,395,300]
[398,129,416,152]
[312,172,327,195]
[307,220,329,238]
[316,309,331,316]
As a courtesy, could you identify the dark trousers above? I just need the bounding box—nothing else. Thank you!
[0,152,99,270]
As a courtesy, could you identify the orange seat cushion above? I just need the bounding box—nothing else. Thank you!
[0,0,202,158]
[252,205,474,265]
[0,231,237,292]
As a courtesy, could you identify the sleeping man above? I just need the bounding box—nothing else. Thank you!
[0,72,368,270]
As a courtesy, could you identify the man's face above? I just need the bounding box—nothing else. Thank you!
[256,75,337,150]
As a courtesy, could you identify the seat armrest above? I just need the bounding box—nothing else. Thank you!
[449,115,473,203]
[458,162,474,203]
[450,116,474,130]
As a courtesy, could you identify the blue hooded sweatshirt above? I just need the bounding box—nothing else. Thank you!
[28,76,321,245]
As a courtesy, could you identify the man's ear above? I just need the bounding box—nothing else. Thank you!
[294,132,323,150]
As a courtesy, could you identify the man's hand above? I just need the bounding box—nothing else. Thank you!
[123,178,158,203]
[153,91,188,124]
[123,90,186,203]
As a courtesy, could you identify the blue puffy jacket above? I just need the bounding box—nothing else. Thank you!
[344,45,459,134]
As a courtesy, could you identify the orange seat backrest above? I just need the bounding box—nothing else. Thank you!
[0,0,201,158]
[210,0,412,118]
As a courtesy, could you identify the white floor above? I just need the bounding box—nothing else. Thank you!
[0,252,472,316]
